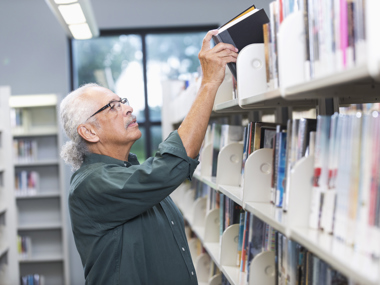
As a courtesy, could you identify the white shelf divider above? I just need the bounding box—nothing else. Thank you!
[208,273,222,285]
[195,253,211,284]
[216,143,243,187]
[200,143,213,178]
[242,148,273,206]
[286,155,314,230]
[219,224,239,284]
[236,44,267,101]
[248,251,275,285]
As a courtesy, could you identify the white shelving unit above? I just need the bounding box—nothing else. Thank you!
[9,94,69,285]
[0,86,19,285]
[163,2,380,284]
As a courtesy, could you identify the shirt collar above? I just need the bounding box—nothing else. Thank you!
[83,153,140,167]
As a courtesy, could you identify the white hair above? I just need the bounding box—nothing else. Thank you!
[60,83,100,171]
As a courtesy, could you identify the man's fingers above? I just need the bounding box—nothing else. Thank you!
[216,49,239,59]
[211,42,239,54]
[201,30,219,51]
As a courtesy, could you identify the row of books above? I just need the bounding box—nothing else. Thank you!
[275,232,350,285]
[265,0,366,87]
[15,171,39,196]
[17,235,32,260]
[186,181,354,284]
[13,139,38,162]
[310,111,380,258]
[10,108,23,127]
[208,119,316,211]
[21,274,45,285]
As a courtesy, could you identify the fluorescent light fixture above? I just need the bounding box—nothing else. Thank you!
[58,3,86,25]
[45,0,99,39]
[69,23,92,39]
[54,0,77,4]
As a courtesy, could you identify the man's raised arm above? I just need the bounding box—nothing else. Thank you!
[177,30,238,159]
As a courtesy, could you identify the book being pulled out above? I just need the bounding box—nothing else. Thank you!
[212,5,270,80]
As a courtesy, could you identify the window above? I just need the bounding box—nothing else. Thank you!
[71,26,215,162]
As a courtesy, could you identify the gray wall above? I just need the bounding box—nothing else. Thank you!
[0,0,269,284]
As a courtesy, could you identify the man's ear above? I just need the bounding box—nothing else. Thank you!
[77,124,100,143]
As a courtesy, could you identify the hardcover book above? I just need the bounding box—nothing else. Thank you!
[212,6,270,79]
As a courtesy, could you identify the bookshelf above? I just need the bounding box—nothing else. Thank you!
[9,94,69,285]
[163,1,380,283]
[0,86,19,285]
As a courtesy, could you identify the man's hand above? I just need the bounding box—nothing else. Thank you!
[198,30,239,88]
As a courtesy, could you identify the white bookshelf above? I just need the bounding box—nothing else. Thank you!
[9,94,69,285]
[162,2,380,283]
[0,86,19,285]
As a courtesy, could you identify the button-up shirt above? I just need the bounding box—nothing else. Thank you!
[69,131,199,285]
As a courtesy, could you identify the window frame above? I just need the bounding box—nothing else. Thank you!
[69,25,217,158]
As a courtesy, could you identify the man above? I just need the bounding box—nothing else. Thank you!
[60,30,238,284]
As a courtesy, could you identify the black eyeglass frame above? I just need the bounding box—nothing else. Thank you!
[87,98,128,121]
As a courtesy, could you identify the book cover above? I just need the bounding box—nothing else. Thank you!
[212,123,222,177]
[240,125,249,187]
[283,119,292,212]
[275,131,287,208]
[252,122,278,152]
[240,211,251,272]
[269,1,280,88]
[296,118,317,160]
[237,210,245,266]
[213,8,270,80]
[246,215,265,281]
[263,23,272,87]
[219,193,225,244]
[309,115,331,230]
[320,113,339,233]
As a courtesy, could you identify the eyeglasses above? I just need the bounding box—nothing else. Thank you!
[87,98,129,121]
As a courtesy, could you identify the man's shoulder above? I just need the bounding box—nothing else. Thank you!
[70,162,104,194]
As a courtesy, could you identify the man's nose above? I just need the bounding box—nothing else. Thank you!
[124,104,133,115]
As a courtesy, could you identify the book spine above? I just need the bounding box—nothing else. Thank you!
[340,0,348,68]
[275,132,287,208]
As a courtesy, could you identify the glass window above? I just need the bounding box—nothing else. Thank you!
[150,125,162,155]
[146,32,206,122]
[71,28,212,160]
[131,126,146,163]
[72,35,146,122]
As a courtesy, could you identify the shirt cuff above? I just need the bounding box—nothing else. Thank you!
[159,130,200,180]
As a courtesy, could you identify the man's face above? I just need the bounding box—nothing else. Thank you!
[86,86,142,148]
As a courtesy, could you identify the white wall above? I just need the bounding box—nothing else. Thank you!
[0,0,269,284]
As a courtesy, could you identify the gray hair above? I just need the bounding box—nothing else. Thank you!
[60,83,100,171]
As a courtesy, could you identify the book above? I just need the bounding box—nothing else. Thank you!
[211,123,222,177]
[275,131,287,208]
[252,122,278,152]
[212,7,270,80]
[309,115,331,230]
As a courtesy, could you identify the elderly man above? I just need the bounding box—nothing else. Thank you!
[60,30,238,284]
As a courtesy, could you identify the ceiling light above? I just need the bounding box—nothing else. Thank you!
[54,0,77,4]
[69,23,93,40]
[58,3,86,25]
[45,0,99,40]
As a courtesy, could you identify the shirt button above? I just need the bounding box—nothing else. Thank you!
[171,221,174,225]
[182,247,185,252]
[124,162,127,167]
[191,271,194,276]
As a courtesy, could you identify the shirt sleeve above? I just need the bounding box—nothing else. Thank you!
[70,131,199,231]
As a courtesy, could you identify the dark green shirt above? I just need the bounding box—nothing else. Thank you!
[69,131,199,285]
